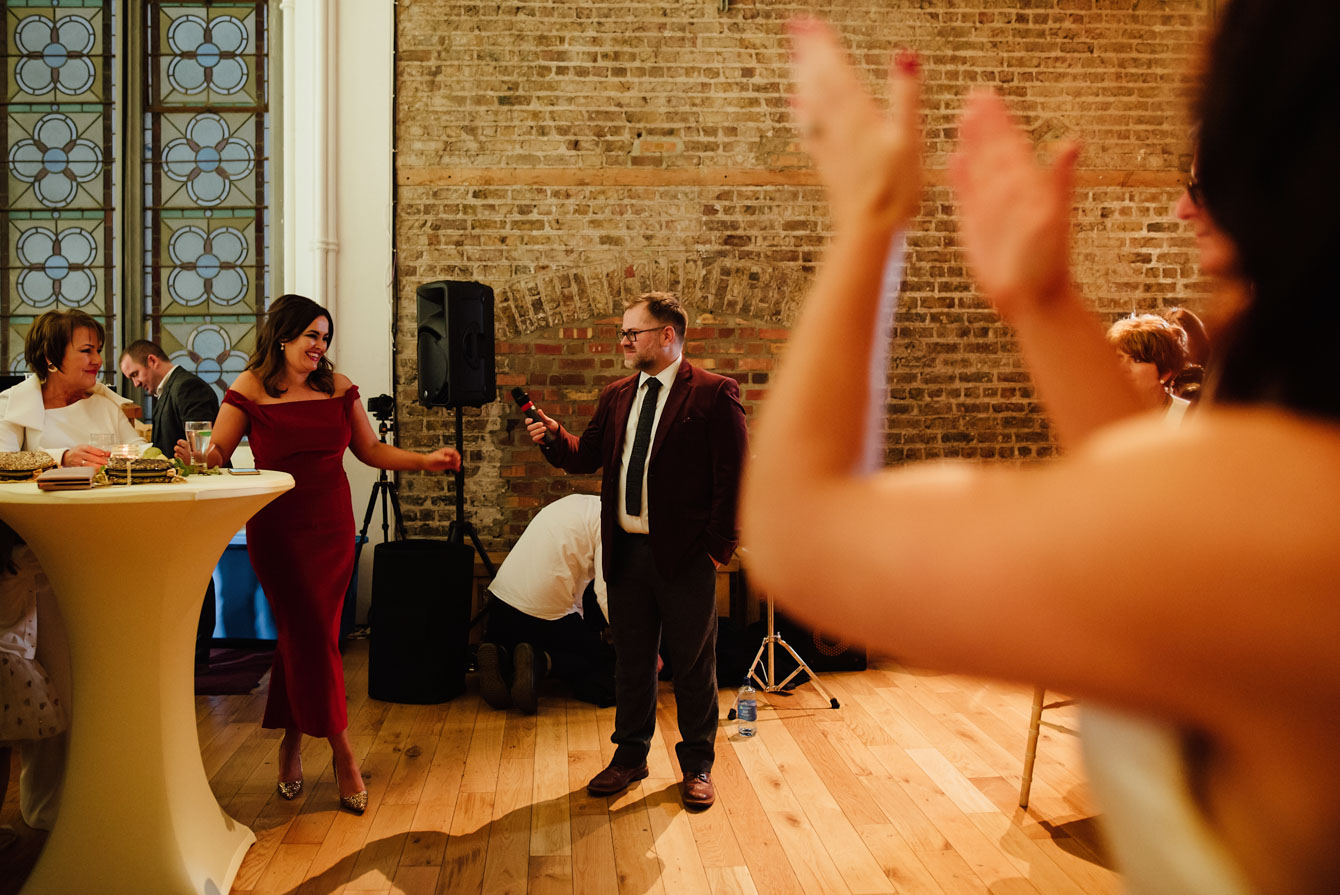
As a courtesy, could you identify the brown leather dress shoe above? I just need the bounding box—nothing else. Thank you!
[681,770,715,809]
[587,761,649,796]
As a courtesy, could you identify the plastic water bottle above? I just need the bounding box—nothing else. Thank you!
[736,679,757,737]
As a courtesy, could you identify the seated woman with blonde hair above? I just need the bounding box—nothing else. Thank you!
[0,310,144,466]
[1107,313,1192,422]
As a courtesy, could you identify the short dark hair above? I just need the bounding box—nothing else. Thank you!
[122,339,170,365]
[247,294,336,398]
[1159,307,1209,368]
[25,310,105,383]
[626,292,687,342]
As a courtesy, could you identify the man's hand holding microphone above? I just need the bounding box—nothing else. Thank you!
[513,387,558,445]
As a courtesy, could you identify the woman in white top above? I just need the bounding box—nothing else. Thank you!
[1106,314,1193,425]
[745,5,1338,894]
[0,309,139,831]
[0,310,144,466]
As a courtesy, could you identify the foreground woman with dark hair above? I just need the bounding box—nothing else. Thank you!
[201,294,461,813]
[744,5,1339,894]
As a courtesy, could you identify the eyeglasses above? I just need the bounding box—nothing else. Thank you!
[1184,172,1203,207]
[616,326,666,343]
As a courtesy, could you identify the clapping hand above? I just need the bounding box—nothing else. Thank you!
[787,17,923,233]
[949,91,1081,320]
[423,448,462,472]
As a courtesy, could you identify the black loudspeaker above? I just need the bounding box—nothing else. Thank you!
[775,608,868,672]
[416,280,496,407]
[368,539,474,703]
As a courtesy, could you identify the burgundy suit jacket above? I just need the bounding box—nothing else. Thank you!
[541,359,749,580]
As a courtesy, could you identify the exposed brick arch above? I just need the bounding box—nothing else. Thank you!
[489,253,811,340]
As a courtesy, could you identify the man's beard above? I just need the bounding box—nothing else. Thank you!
[624,352,654,372]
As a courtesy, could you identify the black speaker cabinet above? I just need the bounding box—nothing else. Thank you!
[368,539,473,703]
[416,280,496,407]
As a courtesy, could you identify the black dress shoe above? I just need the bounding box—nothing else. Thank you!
[477,642,511,710]
[511,643,549,715]
[587,761,649,796]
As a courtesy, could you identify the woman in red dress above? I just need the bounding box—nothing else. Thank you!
[198,294,459,813]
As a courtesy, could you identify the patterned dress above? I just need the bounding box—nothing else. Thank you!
[0,546,67,745]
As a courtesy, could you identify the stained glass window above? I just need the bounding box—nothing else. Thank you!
[2,1,269,400]
[3,0,115,375]
[145,1,268,401]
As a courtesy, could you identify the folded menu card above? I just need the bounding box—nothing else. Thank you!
[36,467,97,490]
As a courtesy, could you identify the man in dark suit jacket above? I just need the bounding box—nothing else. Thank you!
[121,340,221,671]
[527,293,749,810]
[120,340,220,457]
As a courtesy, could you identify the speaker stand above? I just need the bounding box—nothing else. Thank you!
[445,405,496,577]
[727,591,840,719]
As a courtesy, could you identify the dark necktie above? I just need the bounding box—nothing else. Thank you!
[624,377,662,516]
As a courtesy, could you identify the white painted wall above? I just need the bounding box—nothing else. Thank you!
[282,0,396,621]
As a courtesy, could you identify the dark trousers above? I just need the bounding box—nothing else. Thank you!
[196,578,216,668]
[482,594,616,706]
[608,532,718,773]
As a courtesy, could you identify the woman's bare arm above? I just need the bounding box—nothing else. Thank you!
[950,92,1145,444]
[346,387,460,472]
[743,19,1340,732]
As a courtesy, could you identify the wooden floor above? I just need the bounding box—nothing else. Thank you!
[2,640,1118,894]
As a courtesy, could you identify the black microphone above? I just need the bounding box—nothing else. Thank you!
[512,386,557,444]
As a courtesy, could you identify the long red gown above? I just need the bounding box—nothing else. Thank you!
[223,385,359,737]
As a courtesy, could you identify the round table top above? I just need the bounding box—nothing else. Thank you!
[0,469,294,506]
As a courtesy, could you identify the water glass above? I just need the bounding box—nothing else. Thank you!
[89,432,115,450]
[185,420,213,469]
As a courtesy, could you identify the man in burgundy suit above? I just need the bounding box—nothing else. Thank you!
[526,292,748,810]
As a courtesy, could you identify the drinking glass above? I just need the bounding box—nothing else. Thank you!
[89,432,115,450]
[185,421,213,469]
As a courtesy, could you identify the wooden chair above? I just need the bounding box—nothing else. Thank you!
[1019,686,1079,809]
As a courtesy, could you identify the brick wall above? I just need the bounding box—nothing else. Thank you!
[393,0,1213,549]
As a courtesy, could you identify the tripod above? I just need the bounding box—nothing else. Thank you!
[359,416,407,544]
[728,571,840,719]
[446,405,496,576]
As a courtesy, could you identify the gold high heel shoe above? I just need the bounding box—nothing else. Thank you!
[277,738,303,800]
[333,760,368,815]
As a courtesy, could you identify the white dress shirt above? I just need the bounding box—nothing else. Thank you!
[617,354,681,535]
[152,363,180,397]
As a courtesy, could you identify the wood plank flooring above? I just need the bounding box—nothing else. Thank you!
[1,641,1118,894]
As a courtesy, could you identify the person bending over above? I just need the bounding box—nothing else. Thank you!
[477,493,614,713]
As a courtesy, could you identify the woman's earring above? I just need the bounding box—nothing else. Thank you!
[46,363,58,372]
